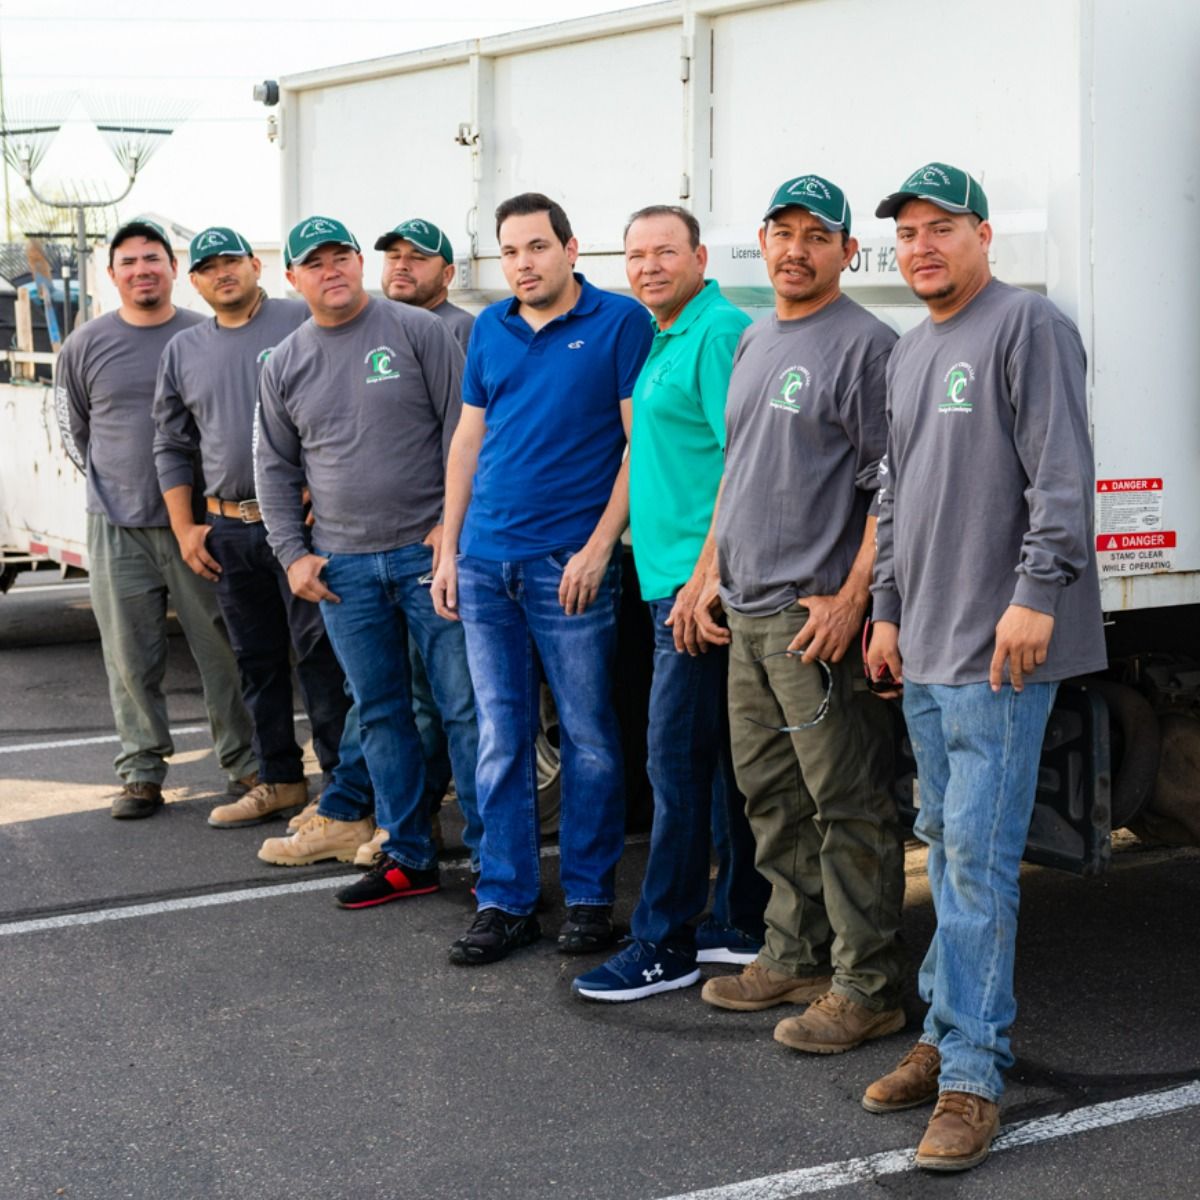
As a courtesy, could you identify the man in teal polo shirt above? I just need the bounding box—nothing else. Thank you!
[573,204,768,1001]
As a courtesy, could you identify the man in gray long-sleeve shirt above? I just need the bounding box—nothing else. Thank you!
[255,215,481,909]
[863,163,1106,1172]
[696,175,906,1054]
[55,219,255,819]
[153,225,374,849]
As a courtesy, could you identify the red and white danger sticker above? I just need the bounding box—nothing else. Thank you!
[1095,478,1172,576]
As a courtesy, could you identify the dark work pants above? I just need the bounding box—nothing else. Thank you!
[206,514,351,785]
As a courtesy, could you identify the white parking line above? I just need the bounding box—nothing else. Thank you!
[654,1080,1200,1198]
[0,715,308,755]
[0,841,579,938]
[0,875,359,937]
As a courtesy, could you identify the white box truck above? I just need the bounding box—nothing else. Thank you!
[7,0,1198,860]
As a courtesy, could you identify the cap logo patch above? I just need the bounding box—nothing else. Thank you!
[195,230,229,252]
[788,177,832,201]
[909,166,953,190]
[300,218,338,239]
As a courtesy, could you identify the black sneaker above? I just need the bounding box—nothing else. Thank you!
[558,904,616,954]
[111,782,163,820]
[449,908,541,966]
[334,855,439,909]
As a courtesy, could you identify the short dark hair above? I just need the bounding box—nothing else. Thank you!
[495,193,573,246]
[623,205,700,250]
[109,222,176,267]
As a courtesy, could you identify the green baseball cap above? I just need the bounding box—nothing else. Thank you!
[875,162,989,221]
[188,226,254,271]
[284,215,360,267]
[763,174,851,234]
[374,218,453,263]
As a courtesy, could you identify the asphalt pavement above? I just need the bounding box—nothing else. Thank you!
[3,571,1200,1200]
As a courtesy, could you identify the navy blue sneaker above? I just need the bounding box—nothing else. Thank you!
[571,938,700,1003]
[695,916,764,965]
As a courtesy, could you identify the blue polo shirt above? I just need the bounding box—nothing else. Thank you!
[461,274,652,559]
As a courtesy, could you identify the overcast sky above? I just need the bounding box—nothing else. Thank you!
[0,0,655,244]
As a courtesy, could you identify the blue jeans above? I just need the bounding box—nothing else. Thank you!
[632,597,767,949]
[457,550,624,916]
[312,682,374,824]
[903,679,1058,1102]
[318,542,481,871]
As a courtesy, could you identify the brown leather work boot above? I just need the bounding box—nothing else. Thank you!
[354,826,387,868]
[700,962,832,1012]
[208,780,308,829]
[773,990,905,1054]
[862,1041,942,1113]
[287,799,319,833]
[258,814,375,866]
[111,781,164,820]
[914,1091,1000,1172]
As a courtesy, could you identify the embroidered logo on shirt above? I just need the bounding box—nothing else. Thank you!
[364,345,400,384]
[568,340,585,350]
[939,361,975,413]
[770,364,812,413]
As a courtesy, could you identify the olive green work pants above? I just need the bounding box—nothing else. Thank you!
[87,513,256,787]
[727,604,906,1010]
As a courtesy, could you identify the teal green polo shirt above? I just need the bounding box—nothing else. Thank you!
[629,279,751,601]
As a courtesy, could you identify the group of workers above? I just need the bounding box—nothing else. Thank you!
[53,161,1105,1174]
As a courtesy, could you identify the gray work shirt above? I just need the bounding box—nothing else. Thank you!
[717,294,895,616]
[56,308,205,528]
[871,279,1106,685]
[430,299,475,354]
[255,297,465,569]
[153,297,309,501]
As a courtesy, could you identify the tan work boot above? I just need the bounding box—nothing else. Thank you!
[258,813,375,866]
[862,1041,941,1113]
[354,826,387,868]
[914,1091,1000,1172]
[287,799,319,833]
[773,990,905,1054]
[701,961,833,1012]
[208,781,308,829]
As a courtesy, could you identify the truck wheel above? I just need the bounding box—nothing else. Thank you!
[1088,679,1160,828]
[1128,711,1200,847]
[0,562,18,594]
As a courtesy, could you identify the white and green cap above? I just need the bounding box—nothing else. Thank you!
[875,162,989,221]
[374,218,453,263]
[188,226,254,272]
[763,174,850,234]
[285,215,360,267]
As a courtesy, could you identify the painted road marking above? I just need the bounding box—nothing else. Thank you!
[654,1080,1200,1198]
[0,715,309,755]
[0,841,587,938]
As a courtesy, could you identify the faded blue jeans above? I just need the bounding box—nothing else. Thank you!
[903,679,1058,1102]
[457,550,624,916]
[318,542,481,871]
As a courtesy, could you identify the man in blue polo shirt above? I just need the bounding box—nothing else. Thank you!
[433,192,653,965]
